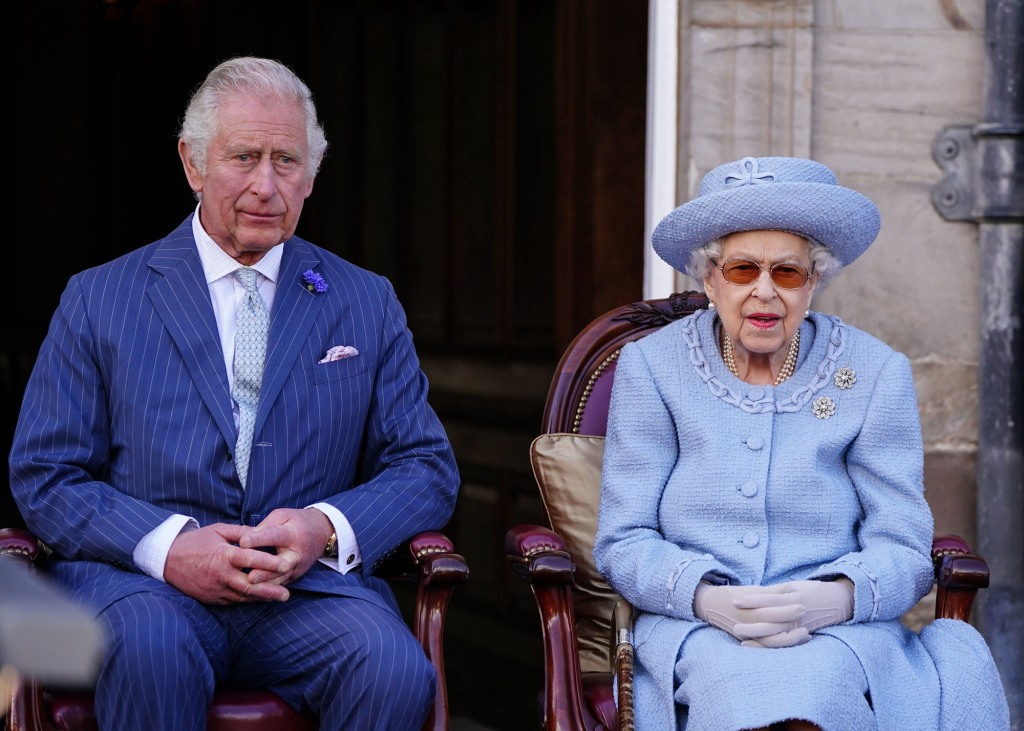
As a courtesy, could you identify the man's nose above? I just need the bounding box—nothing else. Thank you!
[250,159,277,199]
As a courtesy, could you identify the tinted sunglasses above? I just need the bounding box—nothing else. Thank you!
[714,259,813,289]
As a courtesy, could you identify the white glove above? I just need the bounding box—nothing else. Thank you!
[735,579,855,648]
[693,583,805,642]
[735,578,854,631]
[739,628,811,648]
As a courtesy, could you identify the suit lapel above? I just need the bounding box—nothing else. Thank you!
[256,240,327,432]
[144,228,327,470]
[146,220,236,449]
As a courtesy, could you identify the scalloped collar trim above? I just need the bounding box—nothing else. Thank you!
[680,309,847,414]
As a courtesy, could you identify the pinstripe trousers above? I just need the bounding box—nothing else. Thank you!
[95,589,434,730]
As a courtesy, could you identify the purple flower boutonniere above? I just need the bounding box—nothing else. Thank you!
[302,269,328,294]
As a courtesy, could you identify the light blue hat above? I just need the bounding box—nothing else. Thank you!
[652,156,881,272]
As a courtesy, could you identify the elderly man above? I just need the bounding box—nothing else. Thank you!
[9,56,459,730]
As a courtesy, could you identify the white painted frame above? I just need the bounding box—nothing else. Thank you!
[643,0,682,299]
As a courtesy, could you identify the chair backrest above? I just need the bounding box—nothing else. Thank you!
[542,292,708,435]
[528,292,707,673]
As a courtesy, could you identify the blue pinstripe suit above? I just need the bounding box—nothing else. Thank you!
[9,215,460,729]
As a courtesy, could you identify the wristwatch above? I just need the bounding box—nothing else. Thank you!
[323,532,338,558]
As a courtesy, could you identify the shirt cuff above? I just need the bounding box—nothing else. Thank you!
[133,514,198,581]
[308,503,362,574]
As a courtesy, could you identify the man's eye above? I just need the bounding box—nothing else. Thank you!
[237,154,253,162]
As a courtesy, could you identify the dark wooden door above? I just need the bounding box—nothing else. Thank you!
[3,2,648,727]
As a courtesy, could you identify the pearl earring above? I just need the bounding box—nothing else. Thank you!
[708,301,716,310]
[805,309,810,318]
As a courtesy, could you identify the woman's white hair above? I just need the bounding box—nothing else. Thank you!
[179,56,328,178]
[685,235,844,290]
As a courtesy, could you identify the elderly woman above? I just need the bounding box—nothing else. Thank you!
[593,156,1009,730]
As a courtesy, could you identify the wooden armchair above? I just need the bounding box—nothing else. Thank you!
[0,527,469,731]
[504,292,992,731]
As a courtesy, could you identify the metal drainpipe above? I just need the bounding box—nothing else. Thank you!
[931,0,1023,727]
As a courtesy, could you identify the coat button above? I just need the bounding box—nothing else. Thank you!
[741,532,760,548]
[747,389,764,400]
[745,435,763,450]
[739,482,759,497]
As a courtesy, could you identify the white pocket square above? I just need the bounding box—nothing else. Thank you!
[319,345,360,363]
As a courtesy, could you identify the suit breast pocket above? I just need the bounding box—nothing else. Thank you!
[313,357,368,384]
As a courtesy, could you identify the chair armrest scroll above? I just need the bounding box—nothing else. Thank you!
[408,531,470,588]
[931,532,990,622]
[376,531,469,584]
[504,524,574,585]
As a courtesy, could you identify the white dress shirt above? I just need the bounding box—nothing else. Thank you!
[133,206,361,580]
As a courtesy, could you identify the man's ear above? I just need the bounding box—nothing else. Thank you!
[178,140,203,195]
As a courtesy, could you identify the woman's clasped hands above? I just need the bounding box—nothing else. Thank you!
[693,578,855,648]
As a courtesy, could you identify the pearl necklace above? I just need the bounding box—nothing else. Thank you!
[722,329,800,386]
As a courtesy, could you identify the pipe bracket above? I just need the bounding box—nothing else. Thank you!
[931,123,1024,222]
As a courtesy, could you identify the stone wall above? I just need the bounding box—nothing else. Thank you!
[669,0,986,544]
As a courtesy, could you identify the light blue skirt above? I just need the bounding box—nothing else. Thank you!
[668,619,1008,731]
[674,625,876,731]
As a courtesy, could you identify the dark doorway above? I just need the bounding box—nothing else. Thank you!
[3,2,648,727]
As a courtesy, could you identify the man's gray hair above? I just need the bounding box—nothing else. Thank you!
[179,56,328,177]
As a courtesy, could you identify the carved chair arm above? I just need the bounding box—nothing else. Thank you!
[377,531,469,585]
[505,524,602,730]
[380,531,468,731]
[931,532,989,622]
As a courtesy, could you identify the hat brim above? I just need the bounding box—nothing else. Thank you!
[652,181,881,272]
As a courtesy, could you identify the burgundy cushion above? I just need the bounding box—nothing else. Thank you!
[207,691,317,731]
[47,690,317,731]
[48,692,96,731]
[582,673,617,730]
[576,361,618,436]
[931,533,970,558]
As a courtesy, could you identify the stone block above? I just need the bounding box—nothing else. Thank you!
[815,0,984,32]
[925,449,978,547]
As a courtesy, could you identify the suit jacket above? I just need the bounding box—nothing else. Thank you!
[9,215,459,616]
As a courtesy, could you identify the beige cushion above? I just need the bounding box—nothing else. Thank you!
[530,433,619,673]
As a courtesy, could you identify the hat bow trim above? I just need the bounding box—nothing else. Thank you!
[724,156,776,187]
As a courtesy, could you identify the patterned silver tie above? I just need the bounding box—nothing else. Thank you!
[232,267,269,489]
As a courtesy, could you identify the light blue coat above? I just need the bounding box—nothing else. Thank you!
[594,309,1008,730]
